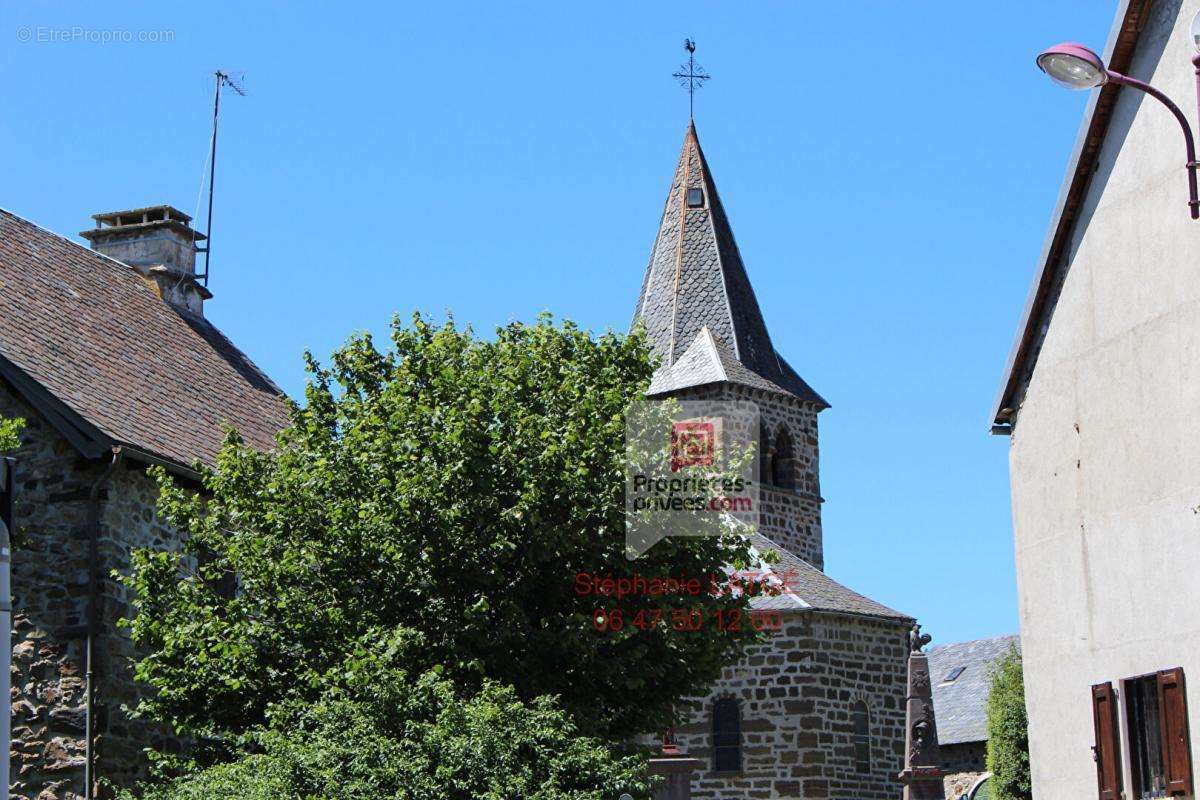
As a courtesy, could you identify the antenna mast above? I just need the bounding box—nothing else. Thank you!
[198,70,246,287]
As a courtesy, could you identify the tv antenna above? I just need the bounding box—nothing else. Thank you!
[196,70,246,287]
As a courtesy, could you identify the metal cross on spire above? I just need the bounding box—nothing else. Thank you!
[672,39,710,120]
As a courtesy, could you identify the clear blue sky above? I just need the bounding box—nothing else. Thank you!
[0,1,1116,644]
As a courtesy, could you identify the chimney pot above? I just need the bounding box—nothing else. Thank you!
[80,205,211,315]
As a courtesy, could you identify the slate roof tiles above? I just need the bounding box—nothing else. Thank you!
[633,123,826,407]
[746,531,911,621]
[928,634,1021,745]
[0,207,291,471]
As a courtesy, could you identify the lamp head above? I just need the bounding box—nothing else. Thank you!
[1037,43,1109,90]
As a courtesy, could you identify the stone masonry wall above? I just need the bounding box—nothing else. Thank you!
[1,381,186,799]
[938,742,987,800]
[671,384,824,569]
[4,386,97,799]
[92,465,188,792]
[674,612,910,800]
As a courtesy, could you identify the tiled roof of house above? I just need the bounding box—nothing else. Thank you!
[633,123,826,407]
[745,531,911,621]
[0,207,291,472]
[928,634,1021,745]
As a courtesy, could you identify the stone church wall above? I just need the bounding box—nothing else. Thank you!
[670,384,824,569]
[674,611,910,800]
[0,381,186,799]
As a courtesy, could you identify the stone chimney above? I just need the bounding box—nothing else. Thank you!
[79,205,211,315]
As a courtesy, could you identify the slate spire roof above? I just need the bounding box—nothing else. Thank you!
[633,123,826,407]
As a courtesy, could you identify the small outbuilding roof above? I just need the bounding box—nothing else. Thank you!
[927,634,1020,745]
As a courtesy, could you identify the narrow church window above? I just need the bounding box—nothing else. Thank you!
[759,421,774,486]
[712,698,742,773]
[773,426,796,491]
[687,187,705,208]
[853,700,871,773]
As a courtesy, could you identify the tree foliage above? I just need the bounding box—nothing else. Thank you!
[0,416,24,453]
[118,632,652,800]
[123,314,761,752]
[986,646,1031,800]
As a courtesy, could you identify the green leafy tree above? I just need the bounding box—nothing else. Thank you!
[118,630,652,800]
[0,416,24,452]
[986,646,1032,800]
[123,314,761,752]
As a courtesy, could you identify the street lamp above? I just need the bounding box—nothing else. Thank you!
[1036,41,1200,219]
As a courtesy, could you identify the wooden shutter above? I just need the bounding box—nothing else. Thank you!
[1092,682,1123,800]
[1157,668,1194,796]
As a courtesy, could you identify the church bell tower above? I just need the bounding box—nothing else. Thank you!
[632,123,829,569]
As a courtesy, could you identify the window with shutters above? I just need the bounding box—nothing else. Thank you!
[712,698,742,773]
[1127,674,1167,799]
[852,700,871,773]
[1123,668,1194,799]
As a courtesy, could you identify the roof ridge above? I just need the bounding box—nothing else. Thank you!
[698,325,728,382]
[0,206,154,283]
[692,132,743,363]
[928,633,1020,650]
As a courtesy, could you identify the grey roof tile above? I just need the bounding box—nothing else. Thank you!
[647,326,793,396]
[743,531,911,621]
[633,123,827,407]
[927,634,1021,745]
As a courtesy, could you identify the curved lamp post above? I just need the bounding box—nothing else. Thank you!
[1037,42,1200,219]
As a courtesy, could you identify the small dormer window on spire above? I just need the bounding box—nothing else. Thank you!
[686,187,705,208]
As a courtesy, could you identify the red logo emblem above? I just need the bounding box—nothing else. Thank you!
[671,421,715,472]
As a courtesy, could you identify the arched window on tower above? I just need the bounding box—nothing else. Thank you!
[712,698,742,773]
[759,422,773,487]
[773,426,795,491]
[852,700,871,773]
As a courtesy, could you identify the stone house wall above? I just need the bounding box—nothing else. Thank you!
[1,380,185,799]
[1001,3,1200,797]
[938,741,986,799]
[673,612,910,800]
